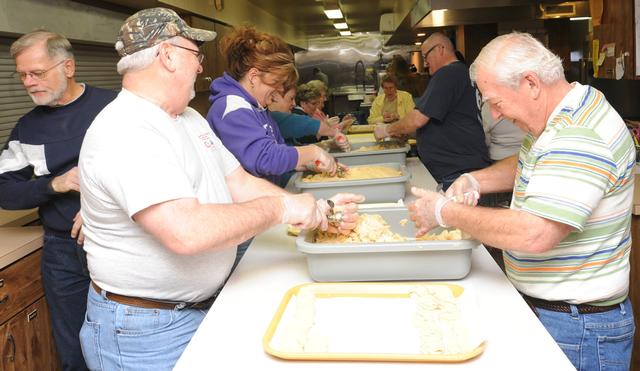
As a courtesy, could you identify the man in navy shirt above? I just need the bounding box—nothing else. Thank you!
[0,30,116,370]
[374,32,491,190]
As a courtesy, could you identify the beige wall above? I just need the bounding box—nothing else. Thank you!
[159,0,307,48]
[0,0,127,45]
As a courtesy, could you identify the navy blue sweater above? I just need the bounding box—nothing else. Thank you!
[0,85,117,235]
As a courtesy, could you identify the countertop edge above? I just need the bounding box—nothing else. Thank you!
[0,227,44,269]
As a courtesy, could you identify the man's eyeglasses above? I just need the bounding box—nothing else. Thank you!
[422,44,442,60]
[12,59,67,81]
[173,44,205,64]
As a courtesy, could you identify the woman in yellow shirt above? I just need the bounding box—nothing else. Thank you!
[367,74,415,124]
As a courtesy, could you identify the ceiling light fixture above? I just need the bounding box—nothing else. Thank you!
[333,22,348,29]
[323,0,344,19]
[339,30,352,36]
[570,16,591,21]
[414,42,422,45]
[417,33,426,37]
[324,9,343,19]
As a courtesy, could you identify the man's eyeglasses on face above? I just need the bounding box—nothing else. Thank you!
[12,59,68,81]
[422,44,442,60]
[173,44,205,64]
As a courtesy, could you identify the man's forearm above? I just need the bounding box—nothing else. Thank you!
[0,175,58,210]
[471,155,519,194]
[387,110,427,137]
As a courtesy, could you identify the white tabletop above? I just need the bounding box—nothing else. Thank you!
[175,158,574,371]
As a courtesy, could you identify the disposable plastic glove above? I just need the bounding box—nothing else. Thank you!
[306,146,337,175]
[444,173,480,206]
[280,193,324,230]
[333,132,351,152]
[373,123,389,141]
[407,187,441,237]
[339,114,355,130]
[324,193,365,235]
[325,116,340,127]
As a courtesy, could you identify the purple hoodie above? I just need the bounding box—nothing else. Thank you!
[207,73,298,186]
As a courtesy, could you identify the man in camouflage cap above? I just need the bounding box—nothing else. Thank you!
[78,7,345,370]
[115,7,216,56]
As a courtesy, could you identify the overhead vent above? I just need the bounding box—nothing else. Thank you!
[538,2,577,18]
[380,13,395,33]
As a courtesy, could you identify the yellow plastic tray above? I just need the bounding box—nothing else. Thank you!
[263,282,486,362]
[347,124,375,134]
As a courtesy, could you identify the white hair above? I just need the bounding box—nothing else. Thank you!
[115,36,181,75]
[469,32,564,89]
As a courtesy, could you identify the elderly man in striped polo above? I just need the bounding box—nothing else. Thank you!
[408,32,635,371]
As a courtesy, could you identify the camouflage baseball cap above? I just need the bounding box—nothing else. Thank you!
[116,7,216,57]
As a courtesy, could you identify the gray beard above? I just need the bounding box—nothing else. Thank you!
[29,72,68,106]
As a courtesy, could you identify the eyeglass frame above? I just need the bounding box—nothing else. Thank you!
[12,59,68,81]
[171,44,205,64]
[422,43,443,60]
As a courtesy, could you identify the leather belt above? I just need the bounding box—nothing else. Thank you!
[91,281,215,310]
[522,294,620,314]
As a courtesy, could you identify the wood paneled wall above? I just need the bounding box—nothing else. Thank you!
[591,0,636,79]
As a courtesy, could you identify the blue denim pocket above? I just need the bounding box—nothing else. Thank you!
[590,317,635,370]
[117,307,174,336]
[80,314,104,371]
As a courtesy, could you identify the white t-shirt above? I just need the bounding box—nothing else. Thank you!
[79,89,240,302]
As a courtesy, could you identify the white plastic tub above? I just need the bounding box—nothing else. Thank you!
[296,207,478,282]
[330,141,410,166]
[292,163,409,203]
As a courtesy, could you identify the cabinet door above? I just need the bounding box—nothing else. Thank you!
[0,309,28,371]
[24,297,58,370]
[0,297,59,371]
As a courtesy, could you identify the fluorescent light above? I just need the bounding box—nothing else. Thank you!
[333,22,348,29]
[417,33,426,37]
[414,42,422,45]
[339,30,351,36]
[570,16,591,21]
[324,9,343,19]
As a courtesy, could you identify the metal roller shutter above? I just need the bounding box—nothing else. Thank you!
[0,37,121,147]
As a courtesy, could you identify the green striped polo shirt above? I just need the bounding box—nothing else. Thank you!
[505,82,636,305]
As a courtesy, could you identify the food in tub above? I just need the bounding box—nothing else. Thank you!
[314,214,463,243]
[302,165,401,182]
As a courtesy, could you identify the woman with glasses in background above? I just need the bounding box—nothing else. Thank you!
[206,26,341,188]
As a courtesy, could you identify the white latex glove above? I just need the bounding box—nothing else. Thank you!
[340,114,355,130]
[325,193,365,235]
[280,193,324,230]
[306,146,337,175]
[333,132,351,152]
[325,116,340,127]
[444,173,481,206]
[383,111,397,123]
[373,123,389,141]
[407,187,442,237]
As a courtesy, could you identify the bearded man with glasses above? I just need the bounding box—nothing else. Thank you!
[0,30,117,370]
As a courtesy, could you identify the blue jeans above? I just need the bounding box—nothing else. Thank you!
[80,285,207,370]
[42,234,90,371]
[535,297,635,371]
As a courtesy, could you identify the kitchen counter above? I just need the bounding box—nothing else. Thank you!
[0,208,38,227]
[175,158,574,370]
[0,226,43,269]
